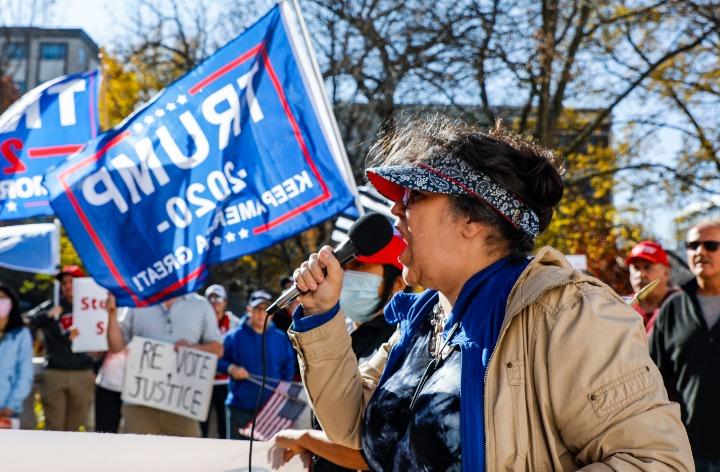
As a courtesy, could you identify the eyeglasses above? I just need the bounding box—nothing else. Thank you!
[685,240,720,252]
[401,188,414,208]
[401,188,430,210]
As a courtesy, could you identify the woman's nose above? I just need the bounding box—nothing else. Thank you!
[390,201,404,218]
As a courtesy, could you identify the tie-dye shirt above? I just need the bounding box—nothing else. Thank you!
[362,314,462,471]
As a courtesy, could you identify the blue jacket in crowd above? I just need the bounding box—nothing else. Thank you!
[0,327,34,414]
[218,318,296,411]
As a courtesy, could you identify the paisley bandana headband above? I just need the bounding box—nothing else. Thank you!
[366,155,540,237]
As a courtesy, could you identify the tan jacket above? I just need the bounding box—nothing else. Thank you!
[288,247,693,471]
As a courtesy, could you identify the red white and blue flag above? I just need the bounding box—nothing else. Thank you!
[0,70,100,219]
[239,381,306,441]
[44,3,358,307]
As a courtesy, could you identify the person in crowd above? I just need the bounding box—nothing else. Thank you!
[285,119,692,470]
[0,282,33,427]
[106,293,222,437]
[219,289,296,440]
[651,218,720,470]
[339,233,406,361]
[94,349,127,433]
[625,240,676,333]
[272,230,407,470]
[27,265,96,431]
[201,284,240,438]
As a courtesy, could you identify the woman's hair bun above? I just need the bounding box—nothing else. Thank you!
[486,122,564,209]
[521,153,564,208]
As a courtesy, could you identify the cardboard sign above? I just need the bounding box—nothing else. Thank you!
[71,277,109,352]
[122,337,217,421]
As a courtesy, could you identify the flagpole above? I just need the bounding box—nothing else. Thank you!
[283,0,364,217]
[53,218,61,305]
[98,50,111,131]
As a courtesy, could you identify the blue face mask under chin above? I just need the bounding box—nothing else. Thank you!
[340,270,383,324]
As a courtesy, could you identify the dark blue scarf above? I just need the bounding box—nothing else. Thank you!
[381,255,530,471]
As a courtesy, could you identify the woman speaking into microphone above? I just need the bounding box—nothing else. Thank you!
[286,119,692,471]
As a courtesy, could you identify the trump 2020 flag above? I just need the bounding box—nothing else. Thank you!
[0,70,101,219]
[44,3,358,307]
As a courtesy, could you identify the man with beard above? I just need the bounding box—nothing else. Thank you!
[651,218,720,471]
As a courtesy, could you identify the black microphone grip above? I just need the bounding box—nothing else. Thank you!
[266,239,357,316]
[265,212,393,316]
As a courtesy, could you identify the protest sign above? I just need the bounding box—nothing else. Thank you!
[122,336,216,421]
[0,70,100,219]
[44,3,358,307]
[71,277,108,352]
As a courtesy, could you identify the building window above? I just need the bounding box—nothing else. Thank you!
[40,43,67,60]
[5,42,27,60]
[77,46,87,68]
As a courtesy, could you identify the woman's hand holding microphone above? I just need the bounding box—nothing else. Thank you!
[293,246,344,316]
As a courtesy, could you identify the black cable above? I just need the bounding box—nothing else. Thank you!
[248,311,270,471]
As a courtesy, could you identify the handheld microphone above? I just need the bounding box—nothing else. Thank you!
[266,212,394,315]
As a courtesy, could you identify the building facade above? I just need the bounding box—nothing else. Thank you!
[0,27,99,93]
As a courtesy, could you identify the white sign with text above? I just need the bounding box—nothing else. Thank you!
[71,277,109,353]
[122,337,217,421]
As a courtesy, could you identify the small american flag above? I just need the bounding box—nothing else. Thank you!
[239,381,306,440]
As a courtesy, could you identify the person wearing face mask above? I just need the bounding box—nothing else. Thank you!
[0,281,33,428]
[269,230,407,471]
[340,230,407,362]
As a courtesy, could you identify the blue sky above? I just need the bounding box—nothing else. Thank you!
[46,0,683,245]
[49,0,120,46]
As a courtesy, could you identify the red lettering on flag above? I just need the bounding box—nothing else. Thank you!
[1,138,27,174]
[28,144,84,158]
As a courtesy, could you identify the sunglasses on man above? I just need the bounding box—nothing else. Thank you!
[685,240,720,252]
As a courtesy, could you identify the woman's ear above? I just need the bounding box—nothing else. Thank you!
[392,275,407,294]
[461,219,486,240]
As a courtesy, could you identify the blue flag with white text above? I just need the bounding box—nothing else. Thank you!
[0,70,101,219]
[44,4,357,307]
[0,223,60,275]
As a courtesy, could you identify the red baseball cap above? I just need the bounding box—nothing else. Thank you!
[356,228,406,271]
[57,264,86,279]
[625,241,670,267]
